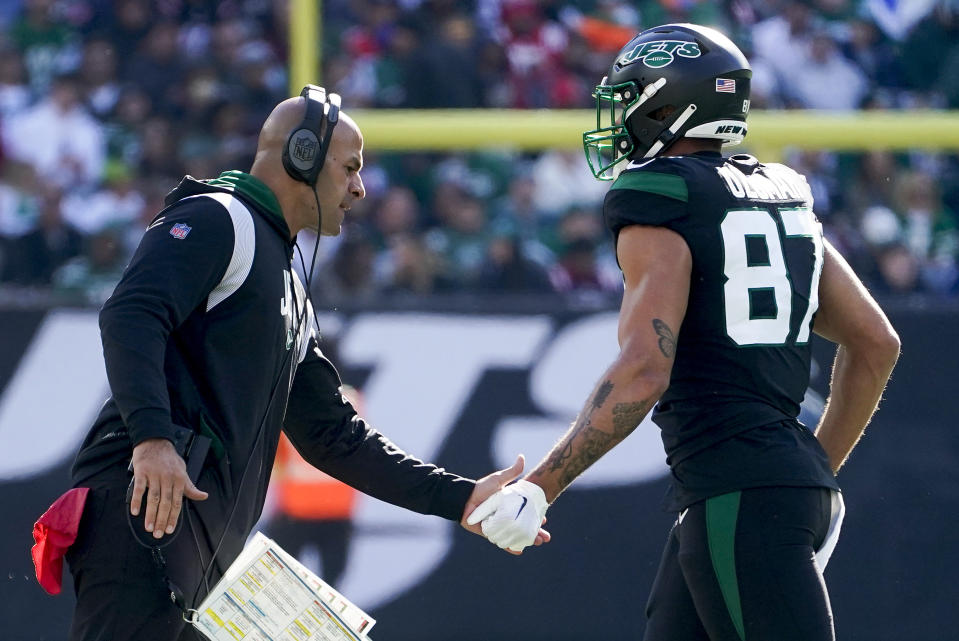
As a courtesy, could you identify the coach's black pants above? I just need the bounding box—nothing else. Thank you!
[66,482,218,641]
[644,486,837,641]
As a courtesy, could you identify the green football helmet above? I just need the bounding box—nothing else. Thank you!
[584,23,752,180]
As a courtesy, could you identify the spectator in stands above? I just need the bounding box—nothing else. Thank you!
[0,46,31,118]
[499,0,575,108]
[0,185,81,285]
[842,16,902,93]
[531,149,608,218]
[78,37,121,120]
[789,30,869,110]
[550,236,619,294]
[3,72,104,191]
[872,241,922,295]
[430,13,488,107]
[0,128,42,251]
[478,221,555,293]
[7,0,79,91]
[424,187,491,288]
[0,182,38,281]
[381,232,449,295]
[751,0,815,97]
[88,0,152,64]
[562,0,639,55]
[369,185,421,249]
[103,85,152,167]
[846,150,900,213]
[547,206,619,295]
[180,65,223,132]
[208,17,252,75]
[121,20,188,116]
[317,228,380,304]
[0,0,954,303]
[893,171,958,294]
[234,40,288,119]
[136,115,184,187]
[786,151,842,221]
[490,170,555,267]
[210,101,258,171]
[51,225,127,303]
[60,161,144,241]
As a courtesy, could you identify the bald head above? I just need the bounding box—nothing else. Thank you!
[251,95,365,238]
[255,96,306,159]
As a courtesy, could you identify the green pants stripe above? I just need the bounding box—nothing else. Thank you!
[706,491,745,641]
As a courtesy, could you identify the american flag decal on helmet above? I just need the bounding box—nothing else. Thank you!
[715,78,736,93]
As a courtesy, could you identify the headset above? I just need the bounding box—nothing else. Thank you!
[280,84,339,330]
[282,84,341,296]
[282,84,341,186]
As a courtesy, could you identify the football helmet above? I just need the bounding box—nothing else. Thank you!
[584,23,752,180]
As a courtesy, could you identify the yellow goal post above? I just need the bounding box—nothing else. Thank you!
[348,109,959,161]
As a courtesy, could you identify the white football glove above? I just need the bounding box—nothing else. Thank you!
[466,480,549,552]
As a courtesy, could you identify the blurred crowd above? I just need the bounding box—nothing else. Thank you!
[0,0,957,307]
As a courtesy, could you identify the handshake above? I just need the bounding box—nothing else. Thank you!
[461,455,552,554]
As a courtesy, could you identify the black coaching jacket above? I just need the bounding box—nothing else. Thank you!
[71,171,474,555]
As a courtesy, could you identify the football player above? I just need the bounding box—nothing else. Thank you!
[469,23,899,641]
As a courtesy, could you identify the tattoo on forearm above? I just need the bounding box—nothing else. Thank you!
[547,438,574,473]
[593,380,614,408]
[555,399,652,488]
[556,426,614,488]
[539,392,653,491]
[653,319,676,358]
[612,400,652,436]
[546,379,613,473]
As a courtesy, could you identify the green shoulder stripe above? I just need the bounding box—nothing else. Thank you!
[610,171,688,202]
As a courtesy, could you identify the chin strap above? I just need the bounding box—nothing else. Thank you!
[622,77,668,123]
[644,103,698,158]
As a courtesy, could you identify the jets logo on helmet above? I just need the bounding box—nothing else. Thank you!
[583,23,752,180]
[617,41,702,69]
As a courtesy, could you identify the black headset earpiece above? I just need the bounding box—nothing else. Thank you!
[282,84,341,186]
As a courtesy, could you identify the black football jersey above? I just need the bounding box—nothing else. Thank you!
[605,151,838,506]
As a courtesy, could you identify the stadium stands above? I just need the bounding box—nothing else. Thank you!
[0,0,955,303]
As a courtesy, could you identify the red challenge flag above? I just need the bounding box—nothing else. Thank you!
[31,487,90,595]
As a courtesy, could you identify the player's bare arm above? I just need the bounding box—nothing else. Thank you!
[526,225,692,502]
[812,240,900,473]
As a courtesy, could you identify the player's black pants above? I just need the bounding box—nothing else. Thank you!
[644,486,837,641]
[67,481,218,641]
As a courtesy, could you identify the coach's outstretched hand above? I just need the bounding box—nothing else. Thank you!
[460,455,550,554]
[130,438,208,539]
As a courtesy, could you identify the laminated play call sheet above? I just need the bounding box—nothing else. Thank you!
[193,532,374,641]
